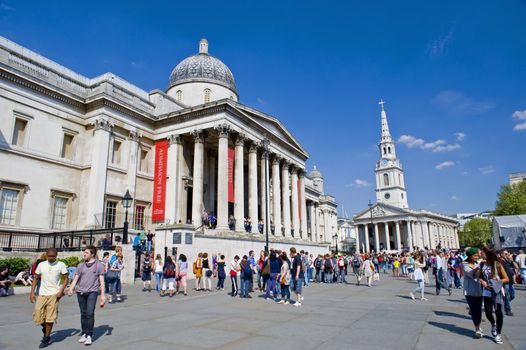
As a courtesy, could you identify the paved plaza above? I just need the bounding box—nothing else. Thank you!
[1,275,525,350]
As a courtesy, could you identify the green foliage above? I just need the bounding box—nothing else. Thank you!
[0,257,31,275]
[58,256,83,267]
[459,218,492,248]
[494,181,526,216]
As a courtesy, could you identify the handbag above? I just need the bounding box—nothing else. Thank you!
[373,272,380,282]
[106,269,119,280]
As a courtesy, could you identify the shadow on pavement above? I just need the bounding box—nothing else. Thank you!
[433,310,471,320]
[50,328,80,343]
[428,321,473,337]
[92,324,114,341]
[447,299,467,304]
[396,295,413,300]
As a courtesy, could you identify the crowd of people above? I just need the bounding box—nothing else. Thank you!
[1,243,523,348]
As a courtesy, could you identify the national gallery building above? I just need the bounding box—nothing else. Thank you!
[0,37,338,255]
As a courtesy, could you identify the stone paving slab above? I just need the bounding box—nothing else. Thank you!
[0,274,524,350]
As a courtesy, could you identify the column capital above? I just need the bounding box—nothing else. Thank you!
[191,129,205,143]
[249,142,258,153]
[281,159,290,170]
[94,118,113,132]
[298,169,307,178]
[128,130,141,142]
[272,155,282,165]
[168,134,183,145]
[215,123,230,138]
[235,134,246,146]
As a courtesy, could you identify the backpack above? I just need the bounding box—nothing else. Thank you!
[353,258,361,268]
[243,262,252,278]
[338,259,344,267]
[192,261,197,275]
[262,260,271,277]
[142,257,152,272]
[315,259,322,269]
[164,265,176,278]
[324,259,332,271]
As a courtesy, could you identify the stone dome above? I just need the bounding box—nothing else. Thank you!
[309,166,323,179]
[168,39,237,95]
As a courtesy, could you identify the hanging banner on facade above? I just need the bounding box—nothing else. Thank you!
[228,148,235,203]
[152,139,168,222]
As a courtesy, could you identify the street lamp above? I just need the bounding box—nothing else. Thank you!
[122,189,133,244]
[368,200,375,252]
[333,233,339,254]
[260,137,271,252]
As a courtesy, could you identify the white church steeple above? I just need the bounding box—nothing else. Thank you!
[375,100,408,208]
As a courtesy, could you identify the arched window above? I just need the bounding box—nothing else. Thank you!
[203,88,211,103]
[175,90,182,101]
[383,173,389,186]
[383,147,386,155]
[388,147,391,154]
[398,174,402,185]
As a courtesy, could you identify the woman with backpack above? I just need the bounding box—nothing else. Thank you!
[480,247,509,345]
[141,252,154,292]
[323,254,333,283]
[161,256,177,297]
[175,254,188,296]
[239,255,252,298]
[264,250,280,300]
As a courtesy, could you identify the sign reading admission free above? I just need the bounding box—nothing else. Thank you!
[152,139,168,222]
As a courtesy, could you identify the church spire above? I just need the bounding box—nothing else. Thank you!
[379,99,392,143]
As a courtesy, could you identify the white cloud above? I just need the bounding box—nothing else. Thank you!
[450,195,460,201]
[454,132,466,141]
[461,171,469,176]
[346,179,371,188]
[427,27,454,58]
[512,110,526,131]
[398,135,460,153]
[431,90,495,115]
[478,166,495,175]
[435,161,455,170]
[433,143,461,153]
[398,135,424,148]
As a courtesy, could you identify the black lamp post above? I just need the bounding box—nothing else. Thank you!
[122,189,133,244]
[368,200,375,252]
[333,233,339,254]
[260,137,270,252]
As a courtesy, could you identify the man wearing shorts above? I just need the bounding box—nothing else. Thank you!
[290,247,304,307]
[30,247,68,348]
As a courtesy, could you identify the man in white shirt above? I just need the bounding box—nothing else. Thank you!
[433,251,451,296]
[30,247,68,348]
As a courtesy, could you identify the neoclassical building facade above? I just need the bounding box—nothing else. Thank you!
[0,37,338,248]
[353,103,459,252]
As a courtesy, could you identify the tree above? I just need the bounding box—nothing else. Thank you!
[459,218,492,248]
[494,181,526,216]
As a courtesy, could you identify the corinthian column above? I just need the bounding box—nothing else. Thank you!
[234,135,245,231]
[191,130,205,227]
[260,152,266,233]
[166,134,181,224]
[384,222,391,250]
[281,161,291,237]
[248,143,259,233]
[215,124,230,230]
[290,166,300,237]
[271,156,282,235]
[299,171,308,239]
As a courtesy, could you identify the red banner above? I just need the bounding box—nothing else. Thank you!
[152,139,168,222]
[228,148,235,203]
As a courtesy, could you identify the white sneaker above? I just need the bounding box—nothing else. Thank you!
[116,295,122,302]
[293,302,302,307]
[410,293,415,300]
[78,334,87,343]
[108,296,113,303]
[284,301,290,305]
[495,334,503,344]
[421,297,428,301]
[475,329,484,338]
[84,335,92,346]
[300,296,304,301]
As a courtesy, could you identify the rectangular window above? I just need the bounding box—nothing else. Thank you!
[111,140,121,165]
[104,200,117,229]
[139,149,149,173]
[12,118,28,146]
[0,189,19,225]
[52,197,68,229]
[61,133,74,159]
[134,205,145,230]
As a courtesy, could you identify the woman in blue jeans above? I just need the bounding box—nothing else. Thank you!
[154,254,163,293]
[264,251,280,300]
[68,246,106,346]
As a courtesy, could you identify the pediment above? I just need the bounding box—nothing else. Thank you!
[353,203,410,221]
[230,102,308,158]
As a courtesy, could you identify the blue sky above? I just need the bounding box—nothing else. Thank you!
[1,1,525,217]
